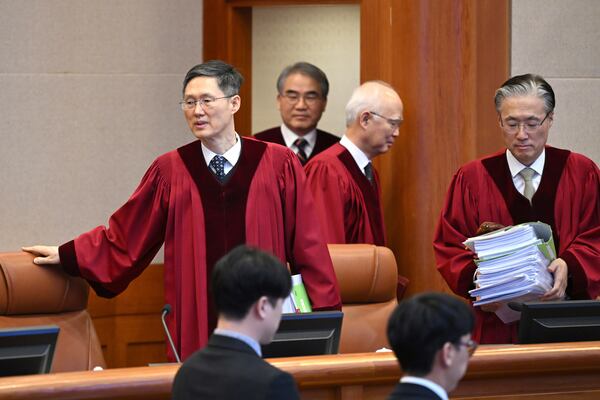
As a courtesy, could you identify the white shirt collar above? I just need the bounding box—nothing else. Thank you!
[400,376,448,400]
[280,124,317,155]
[506,148,545,178]
[201,133,242,173]
[213,328,262,357]
[340,135,371,172]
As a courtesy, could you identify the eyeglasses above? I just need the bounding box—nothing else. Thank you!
[280,91,323,105]
[454,339,478,357]
[180,94,237,111]
[368,111,403,130]
[500,112,550,134]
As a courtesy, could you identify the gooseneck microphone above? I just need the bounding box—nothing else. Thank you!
[161,304,181,363]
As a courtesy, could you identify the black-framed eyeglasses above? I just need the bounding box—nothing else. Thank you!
[454,339,478,357]
[500,112,550,134]
[280,91,323,105]
[368,111,403,130]
[180,94,237,110]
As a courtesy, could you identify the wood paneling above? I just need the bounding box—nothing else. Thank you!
[3,341,600,400]
[88,264,168,368]
[204,0,509,297]
[367,1,509,296]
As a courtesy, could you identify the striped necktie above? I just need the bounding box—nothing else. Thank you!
[293,138,308,165]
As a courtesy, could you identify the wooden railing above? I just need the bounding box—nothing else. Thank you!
[2,341,600,400]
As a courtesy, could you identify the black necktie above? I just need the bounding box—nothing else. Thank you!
[209,155,226,182]
[364,162,374,185]
[293,138,308,165]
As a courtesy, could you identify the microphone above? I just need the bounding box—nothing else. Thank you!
[161,304,181,363]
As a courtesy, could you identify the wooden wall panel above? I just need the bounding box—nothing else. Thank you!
[88,265,168,368]
[367,0,509,296]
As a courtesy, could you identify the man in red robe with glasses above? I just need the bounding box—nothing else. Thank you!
[434,74,600,344]
[305,81,404,246]
[24,60,341,361]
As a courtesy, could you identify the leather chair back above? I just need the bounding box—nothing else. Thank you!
[328,244,407,353]
[0,252,106,372]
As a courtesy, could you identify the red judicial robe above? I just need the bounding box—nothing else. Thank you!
[254,126,339,162]
[58,137,342,360]
[305,143,386,246]
[434,146,600,343]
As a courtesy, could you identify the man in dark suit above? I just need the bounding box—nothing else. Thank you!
[387,293,476,400]
[254,62,339,165]
[172,245,300,400]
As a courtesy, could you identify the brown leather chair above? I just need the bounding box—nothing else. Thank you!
[328,244,408,353]
[0,252,106,372]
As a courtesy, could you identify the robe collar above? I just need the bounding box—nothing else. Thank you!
[201,133,242,174]
[340,135,371,173]
[506,148,545,178]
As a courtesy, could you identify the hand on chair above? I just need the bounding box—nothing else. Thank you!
[22,245,60,265]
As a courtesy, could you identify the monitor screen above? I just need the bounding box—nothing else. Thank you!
[515,300,600,344]
[0,325,59,377]
[262,311,343,358]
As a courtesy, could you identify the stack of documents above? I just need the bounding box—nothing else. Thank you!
[464,222,556,308]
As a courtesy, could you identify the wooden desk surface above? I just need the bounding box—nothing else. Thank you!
[1,341,600,400]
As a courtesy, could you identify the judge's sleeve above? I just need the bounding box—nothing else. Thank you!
[304,160,347,244]
[559,162,600,299]
[433,169,479,298]
[59,159,169,297]
[281,155,342,310]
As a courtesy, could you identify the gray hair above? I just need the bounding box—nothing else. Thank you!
[182,60,243,96]
[276,62,329,99]
[344,80,395,127]
[494,73,555,113]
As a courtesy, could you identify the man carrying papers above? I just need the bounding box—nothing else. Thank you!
[465,223,555,322]
[433,74,600,344]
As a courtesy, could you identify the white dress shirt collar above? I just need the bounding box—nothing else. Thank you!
[340,135,371,173]
[506,148,545,178]
[280,124,317,156]
[201,133,241,175]
[400,376,448,400]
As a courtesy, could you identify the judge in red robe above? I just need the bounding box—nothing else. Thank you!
[24,61,341,361]
[305,81,404,246]
[253,62,338,165]
[434,74,600,344]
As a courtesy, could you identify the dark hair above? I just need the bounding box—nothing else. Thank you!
[276,61,329,99]
[182,60,243,96]
[211,245,292,320]
[387,292,475,376]
[494,73,555,113]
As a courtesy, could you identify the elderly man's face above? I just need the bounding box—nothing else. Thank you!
[277,73,327,136]
[499,95,552,166]
[183,76,239,141]
[362,91,403,158]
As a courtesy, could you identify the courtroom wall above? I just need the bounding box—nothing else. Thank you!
[251,5,360,137]
[0,1,202,254]
[512,0,600,164]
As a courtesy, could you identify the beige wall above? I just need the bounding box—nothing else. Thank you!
[251,5,360,136]
[1,1,598,255]
[0,1,202,253]
[511,0,600,164]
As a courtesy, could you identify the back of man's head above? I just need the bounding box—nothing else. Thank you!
[212,245,292,321]
[387,292,474,376]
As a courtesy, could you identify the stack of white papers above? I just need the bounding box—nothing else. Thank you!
[464,223,556,308]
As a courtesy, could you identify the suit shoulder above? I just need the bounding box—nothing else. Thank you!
[317,129,341,145]
[254,127,281,141]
